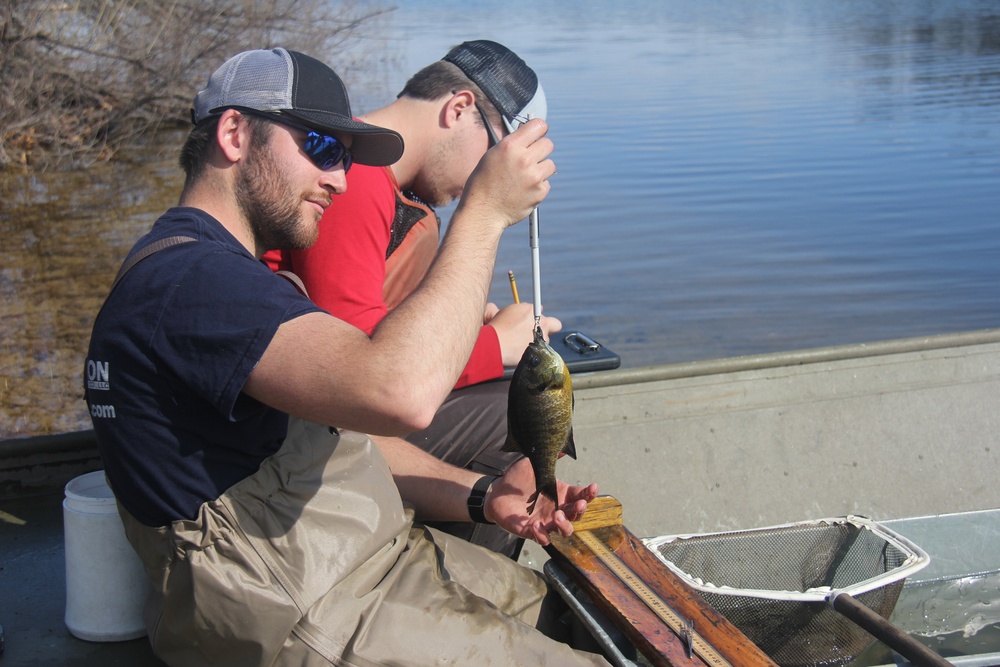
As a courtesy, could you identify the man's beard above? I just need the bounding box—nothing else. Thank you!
[410,135,461,208]
[235,143,318,252]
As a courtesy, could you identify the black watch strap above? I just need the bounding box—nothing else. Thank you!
[467,475,499,524]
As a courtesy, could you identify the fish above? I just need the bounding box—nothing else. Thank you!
[502,326,577,513]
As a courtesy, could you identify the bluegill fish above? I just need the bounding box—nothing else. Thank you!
[503,326,577,513]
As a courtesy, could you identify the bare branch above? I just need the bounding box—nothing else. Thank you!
[0,0,394,171]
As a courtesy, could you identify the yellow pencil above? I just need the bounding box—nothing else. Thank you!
[508,270,520,304]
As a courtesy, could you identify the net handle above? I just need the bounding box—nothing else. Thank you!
[829,591,952,667]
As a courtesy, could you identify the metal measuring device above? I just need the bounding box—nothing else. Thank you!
[527,114,543,332]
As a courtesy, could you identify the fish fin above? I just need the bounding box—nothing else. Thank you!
[501,435,521,455]
[562,428,578,460]
[501,412,523,454]
[526,490,539,514]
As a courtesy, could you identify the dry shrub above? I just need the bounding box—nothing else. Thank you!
[0,0,392,171]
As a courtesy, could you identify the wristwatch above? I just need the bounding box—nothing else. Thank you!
[467,475,499,524]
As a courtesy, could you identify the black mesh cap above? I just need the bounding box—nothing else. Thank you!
[442,40,546,132]
[192,48,403,167]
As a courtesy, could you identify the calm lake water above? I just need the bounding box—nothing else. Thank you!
[3,0,999,437]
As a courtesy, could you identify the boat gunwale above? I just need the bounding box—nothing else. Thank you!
[572,327,1000,390]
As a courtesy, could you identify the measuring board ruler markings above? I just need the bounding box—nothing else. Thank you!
[546,496,778,667]
[575,530,732,667]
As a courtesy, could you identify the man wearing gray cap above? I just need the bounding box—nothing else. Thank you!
[85,48,608,666]
[264,41,560,561]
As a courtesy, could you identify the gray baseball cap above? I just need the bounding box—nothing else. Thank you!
[192,48,404,167]
[442,40,546,133]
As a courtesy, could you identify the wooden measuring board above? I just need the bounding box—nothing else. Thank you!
[545,496,778,667]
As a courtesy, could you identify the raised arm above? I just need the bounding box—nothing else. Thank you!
[245,119,555,435]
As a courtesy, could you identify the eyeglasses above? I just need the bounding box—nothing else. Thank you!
[245,110,354,173]
[301,129,353,173]
[475,104,502,148]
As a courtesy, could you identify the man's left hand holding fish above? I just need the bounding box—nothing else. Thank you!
[373,436,598,546]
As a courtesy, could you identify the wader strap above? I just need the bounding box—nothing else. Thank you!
[274,270,309,297]
[110,235,197,291]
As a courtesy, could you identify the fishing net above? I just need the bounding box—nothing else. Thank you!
[644,516,930,667]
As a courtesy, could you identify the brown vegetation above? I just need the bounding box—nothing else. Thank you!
[0,0,392,171]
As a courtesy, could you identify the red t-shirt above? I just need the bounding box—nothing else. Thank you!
[262,164,502,388]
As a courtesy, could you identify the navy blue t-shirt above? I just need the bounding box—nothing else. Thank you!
[85,207,323,526]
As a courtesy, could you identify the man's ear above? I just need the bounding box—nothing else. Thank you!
[443,90,476,129]
[216,108,249,164]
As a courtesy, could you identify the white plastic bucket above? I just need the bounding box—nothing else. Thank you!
[63,470,151,641]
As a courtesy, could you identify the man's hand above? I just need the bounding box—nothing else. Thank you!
[483,302,562,366]
[483,457,599,547]
[457,118,555,232]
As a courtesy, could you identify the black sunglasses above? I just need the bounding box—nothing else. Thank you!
[244,110,354,173]
[475,104,502,148]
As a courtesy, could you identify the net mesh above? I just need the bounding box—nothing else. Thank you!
[645,517,926,667]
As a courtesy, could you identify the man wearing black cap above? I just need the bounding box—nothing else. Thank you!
[263,41,559,561]
[85,48,608,666]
